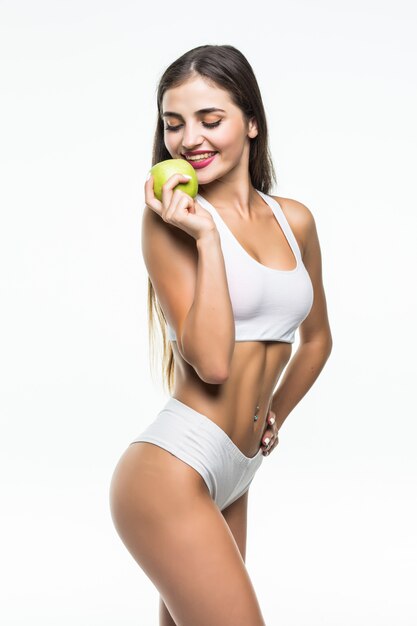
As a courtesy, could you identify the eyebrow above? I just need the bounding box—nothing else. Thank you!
[161,107,226,119]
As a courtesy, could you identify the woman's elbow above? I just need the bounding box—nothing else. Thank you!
[321,334,333,362]
[325,329,333,354]
[197,364,230,385]
[178,345,230,384]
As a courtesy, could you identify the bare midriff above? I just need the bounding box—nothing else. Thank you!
[170,340,293,458]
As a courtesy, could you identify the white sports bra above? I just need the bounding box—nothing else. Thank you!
[166,188,314,343]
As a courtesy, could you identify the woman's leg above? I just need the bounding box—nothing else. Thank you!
[221,489,249,561]
[158,489,250,625]
[159,595,178,626]
[109,443,265,626]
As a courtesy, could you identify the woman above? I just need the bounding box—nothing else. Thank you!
[109,44,332,626]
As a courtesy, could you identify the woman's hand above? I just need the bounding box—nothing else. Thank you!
[145,172,217,241]
[261,410,279,456]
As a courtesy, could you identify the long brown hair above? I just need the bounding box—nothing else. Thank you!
[146,44,277,394]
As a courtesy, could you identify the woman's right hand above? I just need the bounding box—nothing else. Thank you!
[144,172,218,241]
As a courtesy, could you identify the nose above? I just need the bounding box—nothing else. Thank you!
[181,121,204,152]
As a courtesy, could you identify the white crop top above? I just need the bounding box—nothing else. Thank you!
[166,188,314,343]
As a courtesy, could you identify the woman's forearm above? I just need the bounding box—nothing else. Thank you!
[181,230,235,383]
[270,339,333,431]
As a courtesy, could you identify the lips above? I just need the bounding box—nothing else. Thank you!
[182,152,218,170]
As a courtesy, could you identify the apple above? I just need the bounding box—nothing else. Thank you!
[149,158,198,201]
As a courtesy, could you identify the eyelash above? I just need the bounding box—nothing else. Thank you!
[164,120,222,132]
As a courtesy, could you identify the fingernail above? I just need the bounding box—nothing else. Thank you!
[146,172,151,181]
[264,437,270,446]
[269,416,275,424]
[182,174,192,179]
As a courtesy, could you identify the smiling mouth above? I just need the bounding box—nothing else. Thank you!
[183,151,218,162]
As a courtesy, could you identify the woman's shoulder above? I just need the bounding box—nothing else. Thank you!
[272,196,316,255]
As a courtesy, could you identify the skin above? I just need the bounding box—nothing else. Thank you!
[109,73,332,625]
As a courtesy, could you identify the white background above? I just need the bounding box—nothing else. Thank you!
[1,1,416,624]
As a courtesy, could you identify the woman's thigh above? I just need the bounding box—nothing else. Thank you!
[159,489,250,626]
[221,488,249,561]
[109,442,265,626]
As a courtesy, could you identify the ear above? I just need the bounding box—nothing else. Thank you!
[248,116,258,139]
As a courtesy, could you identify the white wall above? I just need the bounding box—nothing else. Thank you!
[1,1,416,624]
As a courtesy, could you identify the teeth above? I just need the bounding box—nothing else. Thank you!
[185,152,216,161]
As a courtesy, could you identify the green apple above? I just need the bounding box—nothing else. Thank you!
[149,158,198,201]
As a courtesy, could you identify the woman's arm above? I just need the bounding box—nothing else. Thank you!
[181,230,235,383]
[270,202,333,430]
[142,206,235,384]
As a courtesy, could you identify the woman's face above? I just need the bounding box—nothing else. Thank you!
[161,74,258,185]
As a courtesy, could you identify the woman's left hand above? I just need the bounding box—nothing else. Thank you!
[261,410,279,456]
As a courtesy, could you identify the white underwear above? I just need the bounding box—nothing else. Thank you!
[130,396,264,511]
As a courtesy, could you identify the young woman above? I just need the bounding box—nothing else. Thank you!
[109,44,332,626]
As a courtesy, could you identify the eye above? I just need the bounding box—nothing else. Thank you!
[164,120,222,132]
